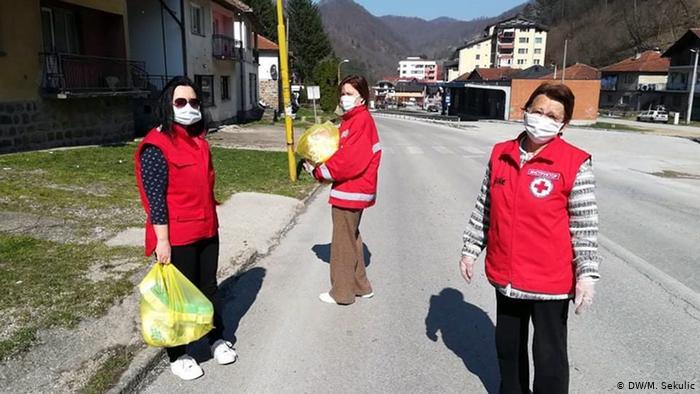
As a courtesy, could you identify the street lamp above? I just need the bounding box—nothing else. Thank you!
[338,59,350,82]
[686,48,699,124]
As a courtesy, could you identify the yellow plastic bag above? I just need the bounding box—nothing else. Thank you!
[138,263,214,347]
[295,121,340,164]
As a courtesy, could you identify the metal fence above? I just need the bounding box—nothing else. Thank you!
[212,34,241,60]
[40,53,148,93]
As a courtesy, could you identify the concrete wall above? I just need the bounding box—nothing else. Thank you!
[513,28,546,68]
[0,1,42,101]
[458,40,491,76]
[0,98,134,153]
[510,79,601,121]
[259,53,278,81]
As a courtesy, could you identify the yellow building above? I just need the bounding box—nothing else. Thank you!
[454,16,548,78]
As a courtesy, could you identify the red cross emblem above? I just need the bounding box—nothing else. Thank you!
[530,177,553,198]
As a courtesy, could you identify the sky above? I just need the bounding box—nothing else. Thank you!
[350,0,527,21]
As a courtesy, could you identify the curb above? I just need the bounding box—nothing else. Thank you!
[373,112,475,129]
[109,184,324,394]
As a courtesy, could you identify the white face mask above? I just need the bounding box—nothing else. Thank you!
[340,95,361,112]
[524,112,563,144]
[173,103,202,126]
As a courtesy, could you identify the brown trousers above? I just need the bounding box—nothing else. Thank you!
[329,206,373,304]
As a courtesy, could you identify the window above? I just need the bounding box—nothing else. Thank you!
[534,48,542,54]
[533,59,540,65]
[195,75,214,106]
[221,76,230,101]
[476,54,480,60]
[249,73,258,105]
[517,59,525,65]
[519,37,529,44]
[518,48,528,54]
[41,6,79,53]
[535,37,543,44]
[190,3,204,36]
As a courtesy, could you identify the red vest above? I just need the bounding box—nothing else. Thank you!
[486,134,590,294]
[134,125,218,256]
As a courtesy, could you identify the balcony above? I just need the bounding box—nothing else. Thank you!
[637,83,666,92]
[212,34,241,60]
[40,53,148,97]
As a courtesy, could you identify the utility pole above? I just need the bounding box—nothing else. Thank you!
[686,48,699,124]
[276,0,297,181]
[562,39,568,83]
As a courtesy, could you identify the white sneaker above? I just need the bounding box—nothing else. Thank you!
[358,292,374,299]
[319,292,339,304]
[211,339,238,365]
[170,355,203,381]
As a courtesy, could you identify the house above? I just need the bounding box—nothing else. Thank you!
[599,50,669,111]
[372,80,396,108]
[0,0,148,153]
[453,16,548,77]
[443,59,460,82]
[444,64,601,123]
[257,35,280,111]
[127,0,262,131]
[398,57,439,82]
[393,80,427,107]
[661,29,700,120]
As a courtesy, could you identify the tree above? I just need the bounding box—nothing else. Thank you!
[243,0,278,42]
[311,57,339,112]
[287,0,334,82]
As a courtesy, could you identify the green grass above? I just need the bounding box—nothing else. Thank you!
[0,234,140,360]
[79,344,139,394]
[0,144,315,361]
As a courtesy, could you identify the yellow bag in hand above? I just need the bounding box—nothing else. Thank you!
[295,121,340,164]
[138,263,214,347]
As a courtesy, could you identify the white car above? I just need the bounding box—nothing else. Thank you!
[637,109,668,123]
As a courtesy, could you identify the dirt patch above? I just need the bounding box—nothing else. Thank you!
[648,170,700,180]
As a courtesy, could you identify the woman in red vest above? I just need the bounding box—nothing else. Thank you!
[304,75,382,305]
[460,83,601,394]
[134,77,236,381]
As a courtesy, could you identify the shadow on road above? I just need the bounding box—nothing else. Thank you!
[311,243,372,267]
[425,288,499,393]
[189,267,266,363]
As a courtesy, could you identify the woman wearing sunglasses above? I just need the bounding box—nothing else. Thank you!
[134,76,236,380]
[459,82,601,394]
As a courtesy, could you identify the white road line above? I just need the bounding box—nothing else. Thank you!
[461,146,485,154]
[432,146,452,154]
[405,146,423,154]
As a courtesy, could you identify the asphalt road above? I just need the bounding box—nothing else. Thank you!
[142,116,700,393]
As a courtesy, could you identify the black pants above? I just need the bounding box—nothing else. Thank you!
[495,291,570,394]
[166,235,224,362]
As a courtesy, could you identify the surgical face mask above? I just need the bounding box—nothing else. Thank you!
[173,103,202,126]
[340,95,361,112]
[524,112,563,144]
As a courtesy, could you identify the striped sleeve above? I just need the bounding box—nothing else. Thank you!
[462,164,491,259]
[568,158,601,280]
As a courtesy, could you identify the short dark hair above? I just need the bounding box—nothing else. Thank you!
[523,82,575,124]
[155,76,208,135]
[338,74,370,108]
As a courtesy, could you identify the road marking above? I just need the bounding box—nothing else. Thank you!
[461,146,485,154]
[462,154,483,159]
[432,146,453,154]
[405,146,423,154]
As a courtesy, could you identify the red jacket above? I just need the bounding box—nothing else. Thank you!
[486,134,590,294]
[134,125,218,256]
[313,105,381,209]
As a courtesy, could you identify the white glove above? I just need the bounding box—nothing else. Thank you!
[302,161,315,174]
[459,256,475,283]
[574,277,596,315]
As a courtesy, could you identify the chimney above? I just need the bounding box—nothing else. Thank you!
[635,52,642,60]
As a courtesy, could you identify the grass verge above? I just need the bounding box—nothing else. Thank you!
[586,122,650,132]
[79,344,140,394]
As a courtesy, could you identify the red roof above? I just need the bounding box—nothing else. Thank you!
[539,63,600,80]
[256,35,278,51]
[458,67,520,81]
[600,50,669,73]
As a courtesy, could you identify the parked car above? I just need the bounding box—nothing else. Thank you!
[637,109,668,123]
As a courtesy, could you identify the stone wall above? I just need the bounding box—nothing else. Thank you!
[259,79,279,111]
[0,97,134,154]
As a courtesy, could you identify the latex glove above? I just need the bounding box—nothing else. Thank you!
[574,277,596,315]
[459,256,475,283]
[302,160,315,175]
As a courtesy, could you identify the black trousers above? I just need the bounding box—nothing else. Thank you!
[495,291,570,394]
[166,235,224,362]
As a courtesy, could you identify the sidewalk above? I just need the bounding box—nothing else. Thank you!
[596,116,700,139]
[0,190,319,393]
[208,124,304,152]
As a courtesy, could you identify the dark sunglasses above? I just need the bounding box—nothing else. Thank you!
[173,98,201,109]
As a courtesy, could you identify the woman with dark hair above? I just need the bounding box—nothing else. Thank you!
[134,76,236,381]
[304,74,382,305]
[459,82,601,393]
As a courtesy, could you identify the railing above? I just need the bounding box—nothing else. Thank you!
[212,34,241,60]
[637,83,666,92]
[40,53,148,94]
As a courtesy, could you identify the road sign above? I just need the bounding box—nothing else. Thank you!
[307,86,321,100]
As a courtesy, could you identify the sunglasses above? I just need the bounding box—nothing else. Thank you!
[173,98,201,109]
